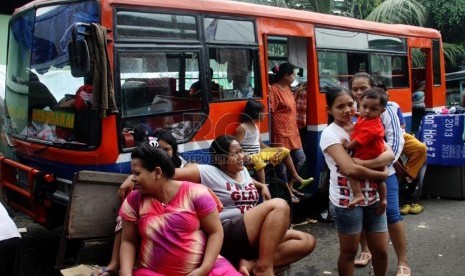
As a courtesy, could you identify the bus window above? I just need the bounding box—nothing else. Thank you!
[317,51,408,90]
[208,48,260,101]
[116,11,198,41]
[317,51,348,89]
[118,51,205,146]
[5,1,99,148]
[315,27,409,91]
[119,51,202,116]
[204,18,256,43]
[204,17,260,101]
[370,54,408,88]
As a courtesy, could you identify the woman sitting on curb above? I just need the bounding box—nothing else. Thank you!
[92,131,192,276]
[120,135,316,276]
[119,143,241,276]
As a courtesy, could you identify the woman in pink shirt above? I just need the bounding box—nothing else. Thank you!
[119,142,240,276]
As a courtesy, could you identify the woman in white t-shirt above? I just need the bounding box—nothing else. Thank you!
[119,135,316,276]
[0,202,21,276]
[319,86,393,276]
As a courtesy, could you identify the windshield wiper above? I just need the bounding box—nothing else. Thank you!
[52,140,88,149]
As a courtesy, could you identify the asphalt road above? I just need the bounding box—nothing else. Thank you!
[289,197,465,275]
[8,197,465,275]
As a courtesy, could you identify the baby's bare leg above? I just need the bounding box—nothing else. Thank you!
[348,178,365,208]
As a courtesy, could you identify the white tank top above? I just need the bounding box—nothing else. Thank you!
[240,123,260,155]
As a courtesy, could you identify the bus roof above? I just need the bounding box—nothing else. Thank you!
[108,0,441,39]
[15,0,441,40]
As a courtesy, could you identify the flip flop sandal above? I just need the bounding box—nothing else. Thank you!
[291,195,300,204]
[354,252,372,267]
[396,266,411,276]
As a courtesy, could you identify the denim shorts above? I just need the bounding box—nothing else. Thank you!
[386,174,403,224]
[329,202,388,234]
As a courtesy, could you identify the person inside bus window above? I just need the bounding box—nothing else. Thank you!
[189,67,220,99]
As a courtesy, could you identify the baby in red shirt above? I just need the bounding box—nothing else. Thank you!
[343,87,387,213]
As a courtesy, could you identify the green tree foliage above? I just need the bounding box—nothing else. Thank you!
[286,0,333,13]
[351,0,383,18]
[364,0,465,71]
[366,0,427,26]
[420,0,465,44]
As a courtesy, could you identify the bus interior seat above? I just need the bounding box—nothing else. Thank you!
[146,77,176,97]
[121,81,150,111]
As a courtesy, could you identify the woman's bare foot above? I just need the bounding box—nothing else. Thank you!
[238,259,256,276]
[348,193,364,209]
[286,184,300,204]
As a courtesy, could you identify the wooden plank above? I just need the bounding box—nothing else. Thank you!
[75,171,130,185]
[60,264,98,276]
[65,171,129,239]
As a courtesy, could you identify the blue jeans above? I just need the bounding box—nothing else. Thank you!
[329,202,387,234]
[386,173,403,224]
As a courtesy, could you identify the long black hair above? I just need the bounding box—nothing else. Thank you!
[131,142,175,177]
[325,85,352,124]
[349,72,376,90]
[156,130,183,168]
[209,135,236,168]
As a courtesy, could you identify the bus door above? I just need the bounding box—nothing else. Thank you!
[260,22,322,183]
[409,38,445,132]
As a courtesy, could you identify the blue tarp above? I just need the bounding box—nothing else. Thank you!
[418,114,465,166]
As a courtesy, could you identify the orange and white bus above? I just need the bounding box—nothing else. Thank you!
[1,0,445,227]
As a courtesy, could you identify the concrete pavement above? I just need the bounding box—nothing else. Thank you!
[288,198,465,275]
[9,197,465,275]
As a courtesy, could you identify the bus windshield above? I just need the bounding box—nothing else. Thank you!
[5,0,99,148]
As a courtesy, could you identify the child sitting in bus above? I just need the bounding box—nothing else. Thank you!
[235,99,313,203]
[342,87,387,211]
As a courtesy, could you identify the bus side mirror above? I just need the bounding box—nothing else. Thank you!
[68,38,90,77]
